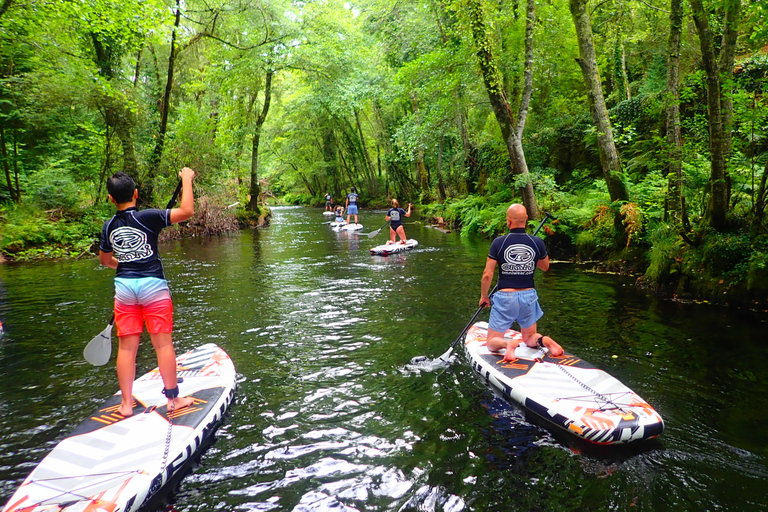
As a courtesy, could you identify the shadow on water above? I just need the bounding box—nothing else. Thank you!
[2,207,768,511]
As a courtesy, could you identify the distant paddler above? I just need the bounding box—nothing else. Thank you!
[479,203,563,361]
[346,187,360,225]
[324,192,333,212]
[385,199,412,245]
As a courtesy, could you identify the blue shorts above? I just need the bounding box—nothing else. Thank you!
[488,289,543,332]
[347,205,358,215]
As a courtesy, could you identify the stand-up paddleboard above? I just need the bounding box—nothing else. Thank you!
[341,223,363,231]
[323,211,334,217]
[2,343,236,512]
[330,220,346,228]
[464,322,663,445]
[370,239,418,256]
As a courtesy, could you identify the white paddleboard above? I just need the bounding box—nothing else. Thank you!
[370,239,418,255]
[329,220,346,228]
[323,211,334,217]
[464,322,663,445]
[341,223,363,231]
[2,343,236,512]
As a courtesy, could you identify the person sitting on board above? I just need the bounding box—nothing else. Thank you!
[325,192,333,211]
[478,203,563,361]
[334,205,345,224]
[346,186,359,225]
[99,169,196,417]
[385,199,412,245]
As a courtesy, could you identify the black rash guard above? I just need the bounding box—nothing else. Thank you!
[488,228,547,289]
[100,207,171,279]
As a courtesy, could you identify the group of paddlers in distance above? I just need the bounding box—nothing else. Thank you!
[324,189,413,245]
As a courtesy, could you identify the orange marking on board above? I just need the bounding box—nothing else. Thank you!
[83,499,118,512]
[91,416,116,425]
[5,494,31,512]
[168,406,203,419]
[569,423,584,434]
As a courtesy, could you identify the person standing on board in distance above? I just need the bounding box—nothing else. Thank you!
[325,192,333,211]
[479,203,563,361]
[385,199,412,244]
[346,186,359,225]
[99,168,196,417]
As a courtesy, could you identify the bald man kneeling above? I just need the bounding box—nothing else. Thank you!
[479,203,563,361]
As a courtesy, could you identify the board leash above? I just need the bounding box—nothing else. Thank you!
[160,399,175,472]
[541,353,629,413]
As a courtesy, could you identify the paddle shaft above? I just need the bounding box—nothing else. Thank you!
[441,212,554,356]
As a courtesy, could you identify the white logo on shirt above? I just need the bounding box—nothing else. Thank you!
[389,210,401,221]
[110,227,153,262]
[501,244,535,275]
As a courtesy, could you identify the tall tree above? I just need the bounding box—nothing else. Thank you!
[568,0,629,204]
[248,68,273,211]
[463,0,539,220]
[664,0,688,230]
[690,0,740,230]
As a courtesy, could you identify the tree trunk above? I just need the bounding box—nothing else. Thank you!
[690,0,728,230]
[717,0,740,204]
[569,0,629,204]
[436,136,447,201]
[664,0,688,230]
[147,0,182,195]
[0,121,19,202]
[354,107,377,195]
[248,69,273,211]
[465,0,539,220]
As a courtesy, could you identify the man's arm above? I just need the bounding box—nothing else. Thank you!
[479,257,497,307]
[537,255,550,271]
[99,250,118,269]
[169,167,195,224]
[405,203,412,217]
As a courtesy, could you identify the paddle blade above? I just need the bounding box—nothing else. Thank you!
[367,229,381,238]
[84,321,113,366]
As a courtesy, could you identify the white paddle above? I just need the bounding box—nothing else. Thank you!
[365,222,388,238]
[84,314,114,366]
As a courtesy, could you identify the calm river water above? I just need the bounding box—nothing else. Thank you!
[1,206,768,511]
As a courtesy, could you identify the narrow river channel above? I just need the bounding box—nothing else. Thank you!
[1,206,767,511]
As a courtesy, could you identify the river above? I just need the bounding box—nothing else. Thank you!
[1,206,767,511]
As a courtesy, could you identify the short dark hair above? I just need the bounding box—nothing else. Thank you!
[351,186,357,193]
[107,172,136,203]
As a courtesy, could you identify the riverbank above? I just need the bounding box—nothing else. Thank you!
[0,200,269,263]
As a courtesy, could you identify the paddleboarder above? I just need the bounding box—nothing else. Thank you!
[325,192,333,211]
[385,199,412,245]
[479,203,563,361]
[334,204,345,224]
[99,169,196,417]
[346,186,359,225]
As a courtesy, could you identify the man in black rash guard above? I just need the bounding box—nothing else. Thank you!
[479,203,563,361]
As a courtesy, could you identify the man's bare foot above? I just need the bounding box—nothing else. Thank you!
[541,336,564,357]
[502,340,518,362]
[167,396,194,413]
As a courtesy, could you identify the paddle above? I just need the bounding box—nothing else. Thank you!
[410,211,554,365]
[365,222,389,238]
[84,180,184,366]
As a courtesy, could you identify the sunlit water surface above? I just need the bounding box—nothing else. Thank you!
[1,207,767,511]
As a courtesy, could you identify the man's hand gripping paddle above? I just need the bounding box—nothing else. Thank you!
[84,180,184,366]
[409,211,554,365]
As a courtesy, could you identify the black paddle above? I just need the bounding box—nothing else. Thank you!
[84,180,184,366]
[410,211,554,365]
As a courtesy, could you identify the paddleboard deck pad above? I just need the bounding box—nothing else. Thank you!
[2,343,236,512]
[370,239,418,255]
[464,322,663,445]
[341,223,363,231]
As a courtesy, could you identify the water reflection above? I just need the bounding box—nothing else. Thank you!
[1,207,768,511]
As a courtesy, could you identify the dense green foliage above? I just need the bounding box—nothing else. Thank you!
[0,0,767,304]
